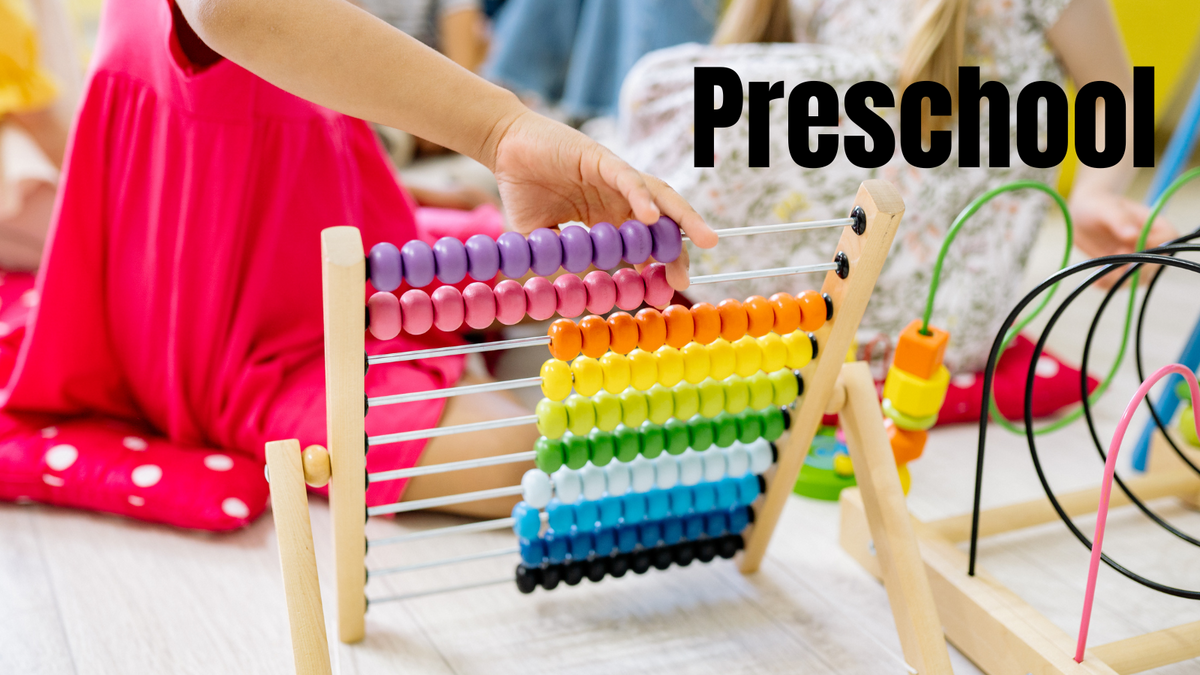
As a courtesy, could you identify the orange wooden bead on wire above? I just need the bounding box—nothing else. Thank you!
[607,312,639,355]
[690,302,721,345]
[548,318,582,361]
[893,318,950,380]
[744,296,774,338]
[797,290,827,332]
[635,308,667,352]
[884,417,928,464]
[717,299,748,341]
[579,315,611,359]
[769,292,801,334]
[663,304,695,349]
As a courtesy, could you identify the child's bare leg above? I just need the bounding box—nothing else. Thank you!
[402,374,537,518]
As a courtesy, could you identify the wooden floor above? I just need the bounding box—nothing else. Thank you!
[7,175,1200,674]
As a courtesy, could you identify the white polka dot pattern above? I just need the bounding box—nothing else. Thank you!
[221,497,250,519]
[44,445,78,471]
[203,454,234,471]
[122,436,148,451]
[131,464,162,488]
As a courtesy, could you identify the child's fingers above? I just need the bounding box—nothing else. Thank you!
[604,159,660,225]
[647,177,716,249]
[664,245,691,291]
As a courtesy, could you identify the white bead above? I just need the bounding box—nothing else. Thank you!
[552,467,583,504]
[521,470,552,509]
[654,454,679,490]
[605,462,631,496]
[747,439,774,474]
[702,450,727,482]
[580,464,607,501]
[678,450,704,486]
[629,456,656,493]
[725,444,750,478]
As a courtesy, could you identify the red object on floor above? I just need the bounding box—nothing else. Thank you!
[936,334,1099,426]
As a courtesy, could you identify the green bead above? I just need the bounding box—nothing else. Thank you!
[535,399,568,439]
[713,412,739,448]
[723,376,749,415]
[664,418,690,455]
[698,379,725,418]
[613,424,641,463]
[761,406,786,441]
[672,382,700,420]
[593,391,623,431]
[564,433,590,470]
[534,437,565,473]
[747,372,774,410]
[565,394,597,436]
[768,369,800,406]
[640,424,666,459]
[736,409,763,444]
[688,415,714,451]
[588,429,615,467]
[620,390,649,428]
[646,385,675,425]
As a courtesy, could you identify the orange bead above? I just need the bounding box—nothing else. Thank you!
[579,315,611,359]
[663,304,695,349]
[893,318,950,380]
[547,318,581,361]
[885,417,928,464]
[635,308,667,352]
[769,292,801,334]
[744,296,774,338]
[717,299,748,341]
[797,290,827,332]
[607,312,639,355]
[690,303,721,345]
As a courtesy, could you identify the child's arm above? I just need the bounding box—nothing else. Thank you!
[1046,0,1177,260]
[175,0,714,288]
[439,4,488,72]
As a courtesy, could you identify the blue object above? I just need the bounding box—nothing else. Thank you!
[728,505,750,534]
[669,485,693,516]
[646,491,670,520]
[571,530,594,559]
[545,532,569,563]
[595,527,617,556]
[704,512,728,538]
[715,478,739,509]
[512,502,542,540]
[575,500,600,530]
[622,493,646,523]
[738,475,761,505]
[546,498,574,532]
[617,524,639,553]
[692,483,716,513]
[598,496,622,528]
[640,521,663,548]
[520,538,546,566]
[683,514,705,540]
[662,517,683,545]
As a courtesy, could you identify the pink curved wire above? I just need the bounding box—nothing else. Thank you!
[1074,363,1200,662]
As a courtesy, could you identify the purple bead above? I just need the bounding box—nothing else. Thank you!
[368,242,403,292]
[559,226,594,274]
[528,228,563,277]
[648,216,683,263]
[465,234,500,281]
[590,221,623,270]
[619,220,653,265]
[497,231,531,279]
[433,236,468,285]
[400,240,436,288]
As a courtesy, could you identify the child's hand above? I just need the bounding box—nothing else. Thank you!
[490,111,717,290]
[1070,191,1177,288]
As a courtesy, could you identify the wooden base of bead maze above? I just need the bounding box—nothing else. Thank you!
[265,180,955,675]
[839,433,1200,675]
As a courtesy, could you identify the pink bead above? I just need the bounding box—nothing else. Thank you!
[400,289,434,335]
[431,285,464,332]
[553,274,587,318]
[584,270,617,315]
[524,276,557,321]
[494,279,527,325]
[463,282,497,330]
[613,268,645,311]
[367,291,402,340]
[642,263,673,308]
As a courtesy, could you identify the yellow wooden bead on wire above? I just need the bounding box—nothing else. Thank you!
[593,391,623,431]
[570,356,603,397]
[600,352,631,395]
[758,333,787,373]
[723,376,750,414]
[698,379,726,418]
[540,359,572,401]
[673,382,700,420]
[628,348,658,391]
[708,338,736,380]
[882,364,951,419]
[746,372,775,410]
[680,342,710,384]
[782,330,813,369]
[646,384,676,425]
[536,398,568,438]
[564,394,597,436]
[656,345,685,388]
[732,336,763,378]
[620,389,649,427]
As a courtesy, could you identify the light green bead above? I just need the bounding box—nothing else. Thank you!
[768,369,800,406]
[565,394,597,436]
[698,379,726,418]
[672,382,700,420]
[723,376,749,414]
[620,390,649,427]
[747,372,774,410]
[593,391,623,431]
[535,398,568,438]
[646,384,675,425]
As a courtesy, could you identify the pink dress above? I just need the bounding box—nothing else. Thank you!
[0,0,497,529]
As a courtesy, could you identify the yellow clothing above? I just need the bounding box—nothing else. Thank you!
[0,0,58,116]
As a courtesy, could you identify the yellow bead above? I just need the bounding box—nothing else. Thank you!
[540,359,572,401]
[698,379,726,418]
[564,395,597,436]
[782,330,813,369]
[593,391,623,431]
[680,342,710,384]
[898,463,912,495]
[708,339,736,380]
[627,348,658,391]
[656,346,684,388]
[1181,404,1200,447]
[882,364,950,419]
[570,356,603,397]
[833,453,854,477]
[301,445,331,488]
[758,333,787,373]
[600,352,631,395]
[747,372,774,410]
[620,390,649,427]
[646,385,675,425]
[672,382,700,420]
[535,399,568,438]
[733,336,763,378]
[723,376,749,414]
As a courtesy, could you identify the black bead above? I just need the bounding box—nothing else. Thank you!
[364,393,369,415]
[769,442,778,463]
[794,371,804,397]
[365,307,370,330]
[696,540,717,563]
[541,564,562,590]
[758,475,767,493]
[364,467,370,490]
[808,333,819,358]
[850,206,866,235]
[673,543,695,567]
[834,251,849,279]
[515,565,540,594]
[364,352,370,375]
[717,536,740,560]
[609,553,630,578]
[780,406,792,430]
[564,561,584,586]
[365,432,370,455]
[586,558,607,583]
[746,507,757,524]
[631,550,652,574]
[652,546,673,570]
[822,293,834,320]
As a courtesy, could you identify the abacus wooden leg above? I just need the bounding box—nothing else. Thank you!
[267,439,333,675]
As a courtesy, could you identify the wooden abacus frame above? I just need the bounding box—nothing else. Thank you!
[265,180,955,675]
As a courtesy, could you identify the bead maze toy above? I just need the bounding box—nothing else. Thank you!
[265,180,956,675]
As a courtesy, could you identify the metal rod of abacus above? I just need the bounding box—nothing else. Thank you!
[367,546,520,579]
[368,335,551,365]
[369,516,521,547]
[368,450,536,482]
[368,414,538,446]
[689,261,840,285]
[368,577,512,604]
[368,484,525,516]
[369,377,542,406]
[683,217,856,242]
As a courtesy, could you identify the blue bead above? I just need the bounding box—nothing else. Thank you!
[547,498,574,532]
[622,493,647,524]
[647,491,670,520]
[511,502,541,540]
[640,521,663,548]
[617,525,639,553]
[519,538,546,566]
[705,512,728,538]
[716,478,739,509]
[728,505,750,534]
[662,517,683,545]
[669,485,693,516]
[738,474,761,505]
[683,514,705,540]
[545,532,569,563]
[595,527,617,556]
[598,497,622,528]
[575,500,600,530]
[692,484,716,513]
[571,530,594,559]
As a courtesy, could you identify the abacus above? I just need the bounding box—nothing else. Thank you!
[266,181,954,675]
